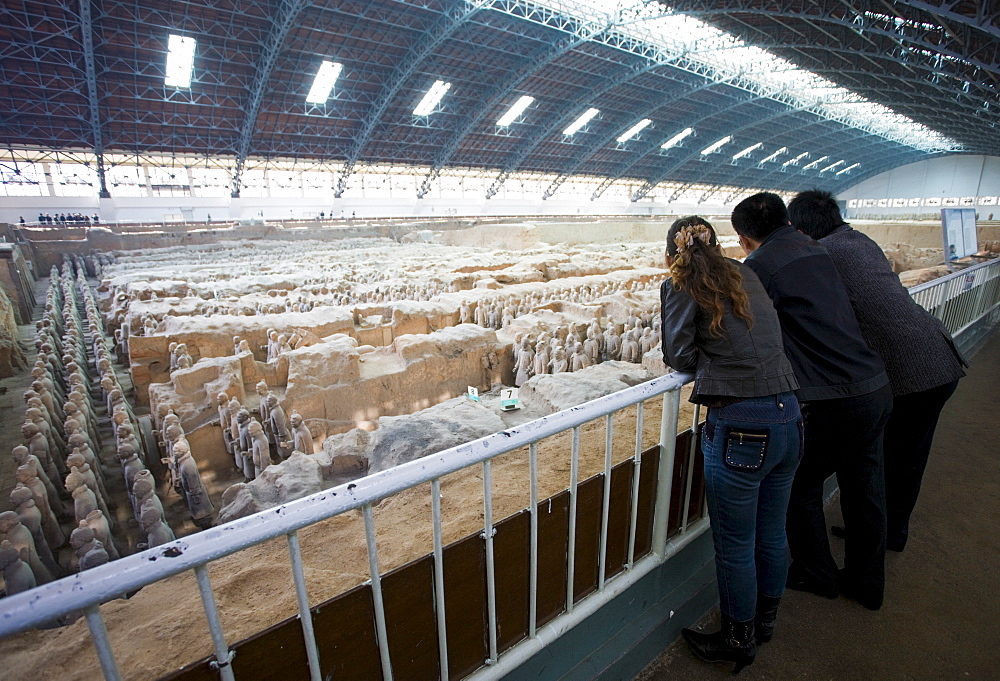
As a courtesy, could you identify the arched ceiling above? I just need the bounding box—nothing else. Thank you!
[1,0,995,200]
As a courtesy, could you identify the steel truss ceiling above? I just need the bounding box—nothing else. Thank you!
[0,0,995,201]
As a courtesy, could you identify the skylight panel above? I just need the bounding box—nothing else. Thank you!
[563,108,600,136]
[497,95,535,126]
[413,80,451,116]
[732,142,762,160]
[661,127,693,150]
[164,34,196,89]
[836,163,860,175]
[820,160,845,173]
[802,155,829,170]
[519,1,960,153]
[760,147,787,163]
[700,136,732,155]
[617,119,652,143]
[783,152,809,167]
[306,61,343,104]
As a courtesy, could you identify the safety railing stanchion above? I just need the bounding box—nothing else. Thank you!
[627,400,645,568]
[84,605,123,681]
[194,565,236,681]
[680,403,701,533]
[363,504,394,681]
[598,413,614,589]
[566,426,581,612]
[528,442,539,638]
[287,532,323,681]
[483,460,498,664]
[431,478,450,680]
[651,389,681,557]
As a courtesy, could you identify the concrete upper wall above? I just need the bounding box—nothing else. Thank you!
[839,155,1000,219]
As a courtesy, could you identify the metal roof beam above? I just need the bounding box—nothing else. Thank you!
[542,69,736,200]
[74,0,110,197]
[230,0,310,198]
[333,0,492,198]
[630,103,817,202]
[482,57,678,199]
[416,2,615,198]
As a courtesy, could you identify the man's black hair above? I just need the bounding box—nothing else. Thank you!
[730,192,789,241]
[788,188,846,240]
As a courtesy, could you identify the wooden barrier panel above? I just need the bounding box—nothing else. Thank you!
[157,428,693,681]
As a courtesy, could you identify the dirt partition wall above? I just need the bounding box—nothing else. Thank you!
[148,325,506,466]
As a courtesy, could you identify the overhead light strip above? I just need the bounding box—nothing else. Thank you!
[413,80,451,116]
[732,142,762,160]
[497,95,535,126]
[760,147,787,163]
[617,118,651,143]
[783,151,809,167]
[820,159,846,173]
[661,127,693,149]
[306,61,343,104]
[164,34,196,89]
[700,135,732,155]
[563,107,600,135]
[802,155,829,170]
[836,162,860,175]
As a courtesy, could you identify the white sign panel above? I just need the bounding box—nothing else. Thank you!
[941,208,979,266]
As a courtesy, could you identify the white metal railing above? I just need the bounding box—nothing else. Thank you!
[909,258,1000,343]
[0,370,698,681]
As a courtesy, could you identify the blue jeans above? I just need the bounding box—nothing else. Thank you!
[703,392,802,621]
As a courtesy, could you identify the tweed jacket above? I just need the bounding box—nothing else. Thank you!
[819,225,966,396]
[744,226,888,402]
[660,259,798,404]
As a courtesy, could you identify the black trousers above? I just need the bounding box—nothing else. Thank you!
[884,379,959,550]
[786,383,893,597]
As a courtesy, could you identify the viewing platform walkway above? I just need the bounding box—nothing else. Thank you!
[635,329,1000,681]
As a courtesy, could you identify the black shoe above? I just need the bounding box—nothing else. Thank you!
[755,594,781,644]
[786,572,838,599]
[830,525,846,539]
[682,615,757,675]
[838,568,883,610]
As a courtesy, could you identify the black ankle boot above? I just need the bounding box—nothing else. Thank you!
[682,615,757,674]
[755,594,781,643]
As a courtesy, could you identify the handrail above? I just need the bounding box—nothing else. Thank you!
[908,257,1000,294]
[0,370,694,639]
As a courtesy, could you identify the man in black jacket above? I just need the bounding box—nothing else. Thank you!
[788,189,966,552]
[731,192,893,610]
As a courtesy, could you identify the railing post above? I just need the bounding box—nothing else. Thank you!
[431,478,450,680]
[194,565,236,681]
[651,389,681,558]
[680,404,701,533]
[287,532,323,681]
[483,460,499,665]
[363,504,394,681]
[84,605,123,681]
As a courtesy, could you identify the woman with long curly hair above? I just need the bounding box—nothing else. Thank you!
[660,216,802,673]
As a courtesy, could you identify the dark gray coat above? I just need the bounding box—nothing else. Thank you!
[660,259,798,404]
[819,225,966,396]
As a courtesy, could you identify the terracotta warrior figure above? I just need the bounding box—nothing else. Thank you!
[132,472,164,526]
[248,420,272,478]
[284,412,314,455]
[514,338,534,387]
[533,341,550,376]
[267,394,292,459]
[85,508,120,561]
[217,391,233,453]
[12,444,66,519]
[174,441,215,529]
[69,525,109,573]
[17,464,65,550]
[236,409,254,480]
[0,540,36,595]
[9,485,60,576]
[140,506,175,549]
[550,346,569,374]
[0,510,53,584]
